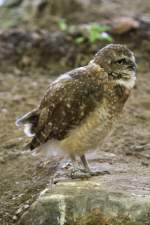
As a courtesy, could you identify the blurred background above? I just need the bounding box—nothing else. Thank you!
[0,1,150,224]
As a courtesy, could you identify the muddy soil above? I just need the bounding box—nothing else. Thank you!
[0,1,150,225]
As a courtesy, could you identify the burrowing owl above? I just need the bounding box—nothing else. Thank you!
[16,44,136,178]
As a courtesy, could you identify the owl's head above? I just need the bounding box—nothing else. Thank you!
[93,44,136,86]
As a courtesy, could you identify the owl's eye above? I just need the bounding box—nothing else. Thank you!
[115,58,127,65]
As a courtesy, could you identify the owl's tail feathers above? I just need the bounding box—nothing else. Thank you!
[16,109,39,137]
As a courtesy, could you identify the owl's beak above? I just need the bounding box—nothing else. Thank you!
[128,61,137,72]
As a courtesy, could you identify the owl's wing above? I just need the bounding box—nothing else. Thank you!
[29,63,108,150]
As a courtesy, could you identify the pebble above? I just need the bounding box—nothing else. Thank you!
[24,204,30,210]
[12,215,18,221]
[0,156,5,164]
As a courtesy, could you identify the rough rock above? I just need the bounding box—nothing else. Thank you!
[0,28,72,74]
[0,28,104,74]
[0,19,150,75]
[111,17,140,34]
[19,176,150,225]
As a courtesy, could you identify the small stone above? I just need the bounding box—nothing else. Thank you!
[141,161,149,167]
[16,207,23,215]
[14,67,22,76]
[18,193,24,198]
[24,204,29,210]
[21,56,31,66]
[112,17,139,34]
[13,215,17,221]
[1,108,8,113]
[0,156,5,164]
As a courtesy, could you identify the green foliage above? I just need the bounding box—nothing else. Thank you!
[58,19,68,31]
[58,20,113,44]
[75,23,113,45]
[88,23,112,43]
[75,37,85,44]
[88,23,108,43]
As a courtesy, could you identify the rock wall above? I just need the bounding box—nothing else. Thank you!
[19,179,150,225]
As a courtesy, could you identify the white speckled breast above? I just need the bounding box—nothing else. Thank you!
[60,99,118,156]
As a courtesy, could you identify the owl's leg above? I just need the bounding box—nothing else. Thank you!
[70,154,91,179]
[80,154,91,172]
[80,154,110,176]
[53,155,90,183]
[70,155,80,171]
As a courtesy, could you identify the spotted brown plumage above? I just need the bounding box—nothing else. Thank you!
[16,44,136,179]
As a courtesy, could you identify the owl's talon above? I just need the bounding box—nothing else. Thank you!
[89,170,110,176]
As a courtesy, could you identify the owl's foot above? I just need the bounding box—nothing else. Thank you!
[71,169,110,179]
[89,170,110,176]
[71,169,91,179]
[52,169,110,184]
[79,155,110,177]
